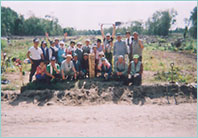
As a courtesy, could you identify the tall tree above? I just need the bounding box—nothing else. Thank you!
[189,6,197,39]
[146,9,177,36]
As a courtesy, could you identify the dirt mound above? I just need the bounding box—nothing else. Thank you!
[1,79,196,106]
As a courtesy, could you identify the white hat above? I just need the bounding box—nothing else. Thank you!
[85,39,90,42]
[66,54,72,58]
[106,33,111,37]
[99,51,104,56]
[77,42,82,45]
[92,44,97,48]
[59,41,65,45]
[55,38,59,41]
[118,55,124,59]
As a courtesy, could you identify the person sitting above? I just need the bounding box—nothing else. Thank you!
[61,54,77,80]
[66,41,76,56]
[98,57,112,80]
[81,53,89,78]
[113,55,128,85]
[73,53,84,79]
[128,54,143,86]
[35,60,47,82]
[45,57,61,83]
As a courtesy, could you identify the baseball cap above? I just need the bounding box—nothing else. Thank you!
[33,38,39,43]
[106,33,111,37]
[51,56,56,61]
[133,54,139,59]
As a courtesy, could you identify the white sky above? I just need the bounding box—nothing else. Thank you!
[1,1,197,30]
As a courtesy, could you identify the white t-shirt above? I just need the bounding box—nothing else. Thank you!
[28,46,43,60]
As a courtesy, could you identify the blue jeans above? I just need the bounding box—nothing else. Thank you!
[36,74,46,80]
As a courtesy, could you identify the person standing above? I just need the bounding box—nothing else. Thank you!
[96,39,104,52]
[75,42,83,65]
[113,33,128,65]
[132,32,144,61]
[125,31,134,62]
[48,40,58,61]
[101,24,116,65]
[82,39,91,54]
[40,40,50,64]
[57,41,66,65]
[66,41,76,56]
[27,38,44,82]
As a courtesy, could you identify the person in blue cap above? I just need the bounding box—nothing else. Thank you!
[128,54,143,86]
[73,53,84,79]
[98,57,112,80]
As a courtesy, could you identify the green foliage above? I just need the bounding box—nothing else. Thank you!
[1,7,18,36]
[1,39,7,50]
[154,68,195,83]
[189,6,197,39]
[145,9,177,36]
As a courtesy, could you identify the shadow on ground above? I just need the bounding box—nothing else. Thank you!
[1,78,197,106]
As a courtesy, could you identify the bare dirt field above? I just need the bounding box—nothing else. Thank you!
[1,102,197,137]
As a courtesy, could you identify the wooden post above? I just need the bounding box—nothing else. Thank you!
[89,53,95,78]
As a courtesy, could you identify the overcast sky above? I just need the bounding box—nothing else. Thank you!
[1,1,197,30]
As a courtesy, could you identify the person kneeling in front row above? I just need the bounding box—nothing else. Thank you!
[35,60,47,82]
[98,57,112,80]
[61,54,77,80]
[73,53,85,79]
[45,56,61,83]
[128,54,143,86]
[113,55,128,85]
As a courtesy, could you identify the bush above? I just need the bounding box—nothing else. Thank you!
[1,39,7,50]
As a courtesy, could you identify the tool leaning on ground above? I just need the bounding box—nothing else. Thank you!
[166,62,178,105]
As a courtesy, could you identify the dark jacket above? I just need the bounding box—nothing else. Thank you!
[73,60,82,72]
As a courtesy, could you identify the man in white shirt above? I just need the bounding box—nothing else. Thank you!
[26,38,44,82]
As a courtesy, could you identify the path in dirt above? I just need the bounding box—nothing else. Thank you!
[1,103,197,137]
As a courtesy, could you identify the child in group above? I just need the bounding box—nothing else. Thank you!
[35,60,47,81]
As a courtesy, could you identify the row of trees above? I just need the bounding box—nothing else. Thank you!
[1,6,197,38]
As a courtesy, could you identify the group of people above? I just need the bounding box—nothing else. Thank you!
[26,24,144,86]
